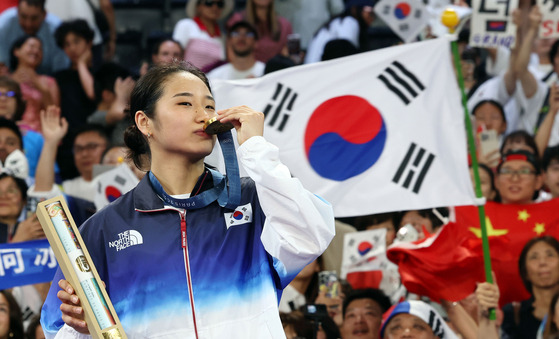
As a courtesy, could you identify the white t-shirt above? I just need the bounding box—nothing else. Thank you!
[304,16,360,64]
[62,176,96,202]
[46,0,103,45]
[172,18,225,69]
[207,61,265,80]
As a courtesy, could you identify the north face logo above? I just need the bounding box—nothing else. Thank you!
[108,230,143,251]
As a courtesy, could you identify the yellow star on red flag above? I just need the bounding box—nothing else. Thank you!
[469,217,509,238]
[533,223,546,235]
[518,210,530,222]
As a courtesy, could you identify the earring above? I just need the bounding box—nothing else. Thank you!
[147,132,151,138]
[9,331,13,338]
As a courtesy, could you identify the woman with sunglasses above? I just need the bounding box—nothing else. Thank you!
[172,0,234,72]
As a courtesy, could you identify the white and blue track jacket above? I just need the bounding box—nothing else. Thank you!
[41,136,335,339]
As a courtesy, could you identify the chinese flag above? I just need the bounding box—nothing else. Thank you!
[387,199,559,306]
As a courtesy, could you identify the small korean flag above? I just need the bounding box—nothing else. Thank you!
[224,203,253,228]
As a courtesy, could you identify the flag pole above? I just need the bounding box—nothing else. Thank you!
[441,8,496,320]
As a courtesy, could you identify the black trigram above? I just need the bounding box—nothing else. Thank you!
[544,0,559,11]
[263,83,297,132]
[428,310,445,338]
[392,143,435,194]
[378,61,425,105]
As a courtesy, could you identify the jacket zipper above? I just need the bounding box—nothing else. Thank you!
[180,210,199,339]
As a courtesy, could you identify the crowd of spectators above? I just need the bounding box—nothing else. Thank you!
[0,0,558,338]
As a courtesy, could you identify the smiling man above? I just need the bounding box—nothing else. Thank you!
[0,0,69,75]
[340,289,391,339]
[207,21,265,80]
[495,150,543,205]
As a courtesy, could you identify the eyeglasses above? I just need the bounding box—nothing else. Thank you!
[203,0,225,8]
[0,91,15,98]
[498,167,537,178]
[0,187,20,198]
[73,143,105,154]
[230,31,255,38]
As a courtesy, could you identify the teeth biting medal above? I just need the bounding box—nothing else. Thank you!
[204,117,234,135]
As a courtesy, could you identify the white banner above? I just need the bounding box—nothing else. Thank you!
[538,0,559,39]
[210,38,476,217]
[374,0,429,43]
[469,0,518,48]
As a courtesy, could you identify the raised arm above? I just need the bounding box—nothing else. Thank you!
[219,106,336,287]
[105,76,135,125]
[513,5,542,99]
[535,83,559,152]
[34,106,68,192]
[76,50,95,101]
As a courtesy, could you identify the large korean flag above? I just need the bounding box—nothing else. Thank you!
[211,38,476,217]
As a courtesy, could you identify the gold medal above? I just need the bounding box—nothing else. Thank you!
[204,117,234,135]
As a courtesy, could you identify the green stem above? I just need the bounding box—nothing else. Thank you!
[450,38,496,320]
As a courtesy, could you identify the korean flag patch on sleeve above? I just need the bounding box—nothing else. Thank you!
[224,203,253,228]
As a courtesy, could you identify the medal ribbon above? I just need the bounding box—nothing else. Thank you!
[148,130,240,210]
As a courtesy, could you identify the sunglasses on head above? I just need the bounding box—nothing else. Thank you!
[0,91,15,98]
[202,0,225,8]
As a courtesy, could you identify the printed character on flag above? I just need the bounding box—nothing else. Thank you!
[469,0,518,48]
[538,0,559,38]
[374,0,429,43]
[209,37,476,217]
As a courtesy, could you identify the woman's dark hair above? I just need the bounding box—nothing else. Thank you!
[0,76,26,121]
[151,38,183,56]
[471,99,506,125]
[354,212,398,232]
[0,172,28,202]
[280,310,341,339]
[0,117,23,150]
[518,236,559,294]
[475,163,496,199]
[124,61,211,170]
[9,34,41,71]
[25,314,42,339]
[244,0,280,41]
[544,291,559,338]
[500,130,539,158]
[54,19,95,49]
[551,39,559,68]
[0,290,24,339]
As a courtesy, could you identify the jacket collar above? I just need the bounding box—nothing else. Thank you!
[133,168,216,212]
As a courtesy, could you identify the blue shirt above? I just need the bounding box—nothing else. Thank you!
[0,7,69,75]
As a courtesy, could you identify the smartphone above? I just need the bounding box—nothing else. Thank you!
[287,33,301,56]
[318,270,340,298]
[478,129,500,156]
[303,304,328,321]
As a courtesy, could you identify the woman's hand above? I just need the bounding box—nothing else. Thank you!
[475,281,500,319]
[10,213,44,243]
[315,289,344,327]
[40,105,68,144]
[57,279,90,334]
[217,105,264,145]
